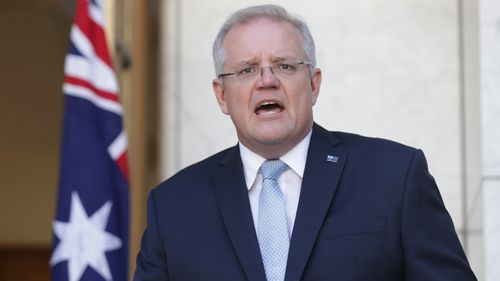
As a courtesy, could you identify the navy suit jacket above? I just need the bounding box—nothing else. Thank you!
[134,124,477,281]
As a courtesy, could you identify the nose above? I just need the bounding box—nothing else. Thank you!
[256,66,279,89]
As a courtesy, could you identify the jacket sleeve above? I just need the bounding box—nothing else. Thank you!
[401,149,477,281]
[134,190,169,281]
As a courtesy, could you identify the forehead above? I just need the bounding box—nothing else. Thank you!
[222,18,305,64]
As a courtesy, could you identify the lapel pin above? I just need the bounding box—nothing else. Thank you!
[326,155,339,163]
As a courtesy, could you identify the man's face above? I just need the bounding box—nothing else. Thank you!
[212,19,322,159]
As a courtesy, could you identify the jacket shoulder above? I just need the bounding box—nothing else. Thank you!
[332,131,418,155]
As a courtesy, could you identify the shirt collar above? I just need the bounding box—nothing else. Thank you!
[239,129,312,190]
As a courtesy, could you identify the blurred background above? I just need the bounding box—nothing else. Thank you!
[1,0,498,280]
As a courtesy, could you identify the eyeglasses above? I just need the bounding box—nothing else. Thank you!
[217,61,311,81]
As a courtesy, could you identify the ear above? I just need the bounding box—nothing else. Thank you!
[212,78,229,115]
[310,68,322,106]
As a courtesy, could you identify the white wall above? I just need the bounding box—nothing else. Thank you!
[480,0,500,280]
[159,0,483,277]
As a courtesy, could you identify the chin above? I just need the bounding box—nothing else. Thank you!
[255,134,291,147]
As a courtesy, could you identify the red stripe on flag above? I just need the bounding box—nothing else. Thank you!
[64,76,120,103]
[73,0,114,68]
[116,152,130,181]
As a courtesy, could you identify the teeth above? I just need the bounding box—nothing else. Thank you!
[260,101,276,106]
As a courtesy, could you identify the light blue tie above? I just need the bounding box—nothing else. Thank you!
[258,159,290,281]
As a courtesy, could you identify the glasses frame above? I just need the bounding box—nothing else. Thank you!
[217,61,312,80]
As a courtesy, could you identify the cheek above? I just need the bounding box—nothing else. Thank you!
[226,87,252,106]
[226,90,250,116]
[288,94,315,123]
[290,86,315,111]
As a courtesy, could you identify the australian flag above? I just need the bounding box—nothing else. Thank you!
[50,0,130,281]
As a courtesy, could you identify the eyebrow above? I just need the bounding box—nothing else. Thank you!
[270,56,297,62]
[231,61,258,69]
[234,56,300,67]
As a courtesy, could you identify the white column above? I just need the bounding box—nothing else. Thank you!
[160,0,182,178]
[480,0,500,280]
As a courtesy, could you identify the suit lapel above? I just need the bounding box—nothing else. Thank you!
[212,146,266,281]
[285,124,347,281]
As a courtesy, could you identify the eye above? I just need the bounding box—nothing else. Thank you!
[237,67,255,75]
[277,63,297,72]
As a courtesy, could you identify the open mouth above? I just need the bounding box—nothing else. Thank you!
[255,101,284,115]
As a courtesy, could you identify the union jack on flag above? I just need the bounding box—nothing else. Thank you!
[50,0,130,281]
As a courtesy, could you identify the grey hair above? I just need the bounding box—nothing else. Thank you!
[212,4,317,76]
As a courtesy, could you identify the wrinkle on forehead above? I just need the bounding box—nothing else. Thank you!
[222,19,306,69]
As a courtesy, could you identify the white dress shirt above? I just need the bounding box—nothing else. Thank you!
[239,129,312,236]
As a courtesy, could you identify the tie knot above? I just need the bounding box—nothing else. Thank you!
[260,159,289,181]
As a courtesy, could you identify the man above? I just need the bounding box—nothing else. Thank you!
[134,4,477,281]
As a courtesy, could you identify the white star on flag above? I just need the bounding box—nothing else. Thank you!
[51,191,123,281]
